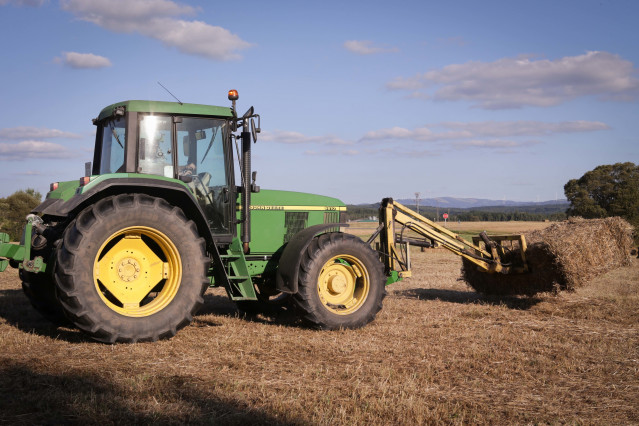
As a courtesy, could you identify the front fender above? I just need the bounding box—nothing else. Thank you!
[32,176,219,249]
[275,223,348,294]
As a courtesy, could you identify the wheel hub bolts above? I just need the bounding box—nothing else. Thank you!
[327,273,347,294]
[117,257,141,282]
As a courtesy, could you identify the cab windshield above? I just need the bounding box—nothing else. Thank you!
[98,117,126,174]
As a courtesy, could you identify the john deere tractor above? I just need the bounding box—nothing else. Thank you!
[0,90,530,343]
[0,90,388,343]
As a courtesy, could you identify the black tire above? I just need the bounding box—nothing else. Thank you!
[20,235,70,326]
[236,280,291,316]
[54,194,210,343]
[21,270,69,326]
[293,233,386,330]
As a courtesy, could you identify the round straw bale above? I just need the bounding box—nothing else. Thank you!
[462,217,634,296]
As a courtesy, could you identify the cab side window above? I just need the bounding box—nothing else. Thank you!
[177,118,227,185]
[177,117,229,234]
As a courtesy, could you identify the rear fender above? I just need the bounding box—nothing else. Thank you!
[275,223,348,294]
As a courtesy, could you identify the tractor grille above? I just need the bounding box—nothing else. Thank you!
[324,211,340,233]
[284,212,308,244]
[324,211,339,224]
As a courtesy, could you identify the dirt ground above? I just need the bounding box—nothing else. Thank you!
[1,231,638,424]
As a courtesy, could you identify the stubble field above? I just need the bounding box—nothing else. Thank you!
[0,222,638,424]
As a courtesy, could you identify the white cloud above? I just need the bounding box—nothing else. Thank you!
[0,0,47,6]
[362,126,470,142]
[387,51,639,109]
[452,139,540,149]
[386,77,425,91]
[0,141,78,160]
[62,0,194,24]
[259,119,608,157]
[16,170,45,176]
[437,120,610,138]
[380,148,440,158]
[61,0,252,61]
[450,139,542,155]
[361,120,610,143]
[0,126,82,140]
[55,51,112,69]
[304,149,359,156]
[344,40,398,55]
[261,130,352,146]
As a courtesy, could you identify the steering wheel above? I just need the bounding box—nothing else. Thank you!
[191,172,214,203]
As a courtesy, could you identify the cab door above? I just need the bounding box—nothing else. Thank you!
[176,117,234,237]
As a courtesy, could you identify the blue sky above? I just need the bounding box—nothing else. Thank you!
[0,0,637,204]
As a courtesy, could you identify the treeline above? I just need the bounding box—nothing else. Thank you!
[0,189,42,241]
[346,203,568,222]
[565,162,638,233]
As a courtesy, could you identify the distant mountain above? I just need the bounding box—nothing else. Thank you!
[393,197,569,209]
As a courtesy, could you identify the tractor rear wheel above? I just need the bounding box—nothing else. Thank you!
[294,233,385,329]
[54,194,210,343]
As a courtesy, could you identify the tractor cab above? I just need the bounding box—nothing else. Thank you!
[92,99,242,235]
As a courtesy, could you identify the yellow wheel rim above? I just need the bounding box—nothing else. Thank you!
[317,254,370,315]
[93,226,182,317]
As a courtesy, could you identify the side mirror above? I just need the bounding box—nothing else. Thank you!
[250,118,257,143]
[242,106,254,119]
[251,171,260,193]
[250,115,261,143]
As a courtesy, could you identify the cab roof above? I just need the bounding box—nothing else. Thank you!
[97,100,233,121]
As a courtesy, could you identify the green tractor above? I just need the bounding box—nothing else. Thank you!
[0,90,389,343]
[0,90,532,343]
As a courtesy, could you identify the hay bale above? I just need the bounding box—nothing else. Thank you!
[462,217,635,296]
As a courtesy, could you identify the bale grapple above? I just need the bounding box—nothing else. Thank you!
[372,198,530,281]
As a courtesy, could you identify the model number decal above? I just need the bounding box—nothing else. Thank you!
[250,205,345,211]
[250,205,285,210]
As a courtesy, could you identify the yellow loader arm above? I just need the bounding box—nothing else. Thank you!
[370,198,529,279]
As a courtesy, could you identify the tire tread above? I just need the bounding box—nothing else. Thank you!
[54,194,210,343]
[293,233,386,330]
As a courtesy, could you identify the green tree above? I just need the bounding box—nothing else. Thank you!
[0,189,42,241]
[564,162,639,230]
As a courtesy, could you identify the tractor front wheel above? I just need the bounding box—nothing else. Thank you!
[54,194,209,343]
[294,233,385,329]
